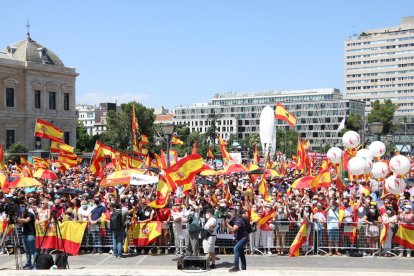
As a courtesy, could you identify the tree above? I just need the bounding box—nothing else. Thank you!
[8,142,28,153]
[76,121,92,153]
[276,128,298,158]
[102,102,155,153]
[345,114,363,132]
[367,99,398,134]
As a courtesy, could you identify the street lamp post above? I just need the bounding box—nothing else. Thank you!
[161,124,174,168]
[370,122,384,142]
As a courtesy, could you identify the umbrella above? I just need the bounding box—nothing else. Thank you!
[33,169,58,180]
[200,169,219,176]
[100,169,146,187]
[6,177,42,190]
[221,164,247,175]
[247,164,260,171]
[56,188,83,195]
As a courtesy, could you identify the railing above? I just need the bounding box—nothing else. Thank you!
[0,220,411,257]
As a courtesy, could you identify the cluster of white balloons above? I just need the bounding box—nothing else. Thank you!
[325,130,412,195]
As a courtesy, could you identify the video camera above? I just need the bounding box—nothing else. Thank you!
[0,197,21,224]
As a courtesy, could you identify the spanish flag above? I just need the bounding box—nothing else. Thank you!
[393,224,414,250]
[50,141,74,154]
[289,221,307,257]
[250,210,260,223]
[296,136,306,171]
[380,224,389,245]
[130,221,162,246]
[257,210,275,227]
[58,221,87,255]
[253,146,260,165]
[275,102,296,127]
[218,134,231,161]
[165,154,204,186]
[148,176,170,208]
[309,170,331,190]
[171,135,184,145]
[130,157,143,169]
[58,155,77,167]
[258,177,270,202]
[34,119,63,142]
[141,134,149,145]
[207,148,214,159]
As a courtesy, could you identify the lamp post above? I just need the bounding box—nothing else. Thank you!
[161,124,174,168]
[370,122,384,142]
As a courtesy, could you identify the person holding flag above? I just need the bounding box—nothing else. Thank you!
[380,206,397,257]
[259,203,275,255]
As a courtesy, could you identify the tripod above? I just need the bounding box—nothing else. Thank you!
[33,214,69,269]
[0,222,23,270]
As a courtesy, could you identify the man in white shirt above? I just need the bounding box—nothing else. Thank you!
[202,209,217,269]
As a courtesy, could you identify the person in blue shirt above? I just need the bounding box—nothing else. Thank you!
[88,197,107,254]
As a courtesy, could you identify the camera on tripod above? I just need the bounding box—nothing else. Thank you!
[0,197,21,224]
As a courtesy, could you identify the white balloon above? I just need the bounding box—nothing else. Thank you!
[327,147,343,164]
[369,141,386,158]
[342,131,361,149]
[348,157,366,175]
[371,162,390,179]
[389,155,411,175]
[385,174,406,195]
[363,159,373,174]
[356,149,374,160]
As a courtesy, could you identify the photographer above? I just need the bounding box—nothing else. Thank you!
[225,209,248,272]
[17,206,36,270]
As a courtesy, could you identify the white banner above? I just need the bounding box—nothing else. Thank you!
[130,173,159,186]
[229,152,242,164]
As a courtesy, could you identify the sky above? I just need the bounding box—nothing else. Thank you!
[1,1,413,110]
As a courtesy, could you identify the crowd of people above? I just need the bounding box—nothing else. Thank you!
[0,156,414,271]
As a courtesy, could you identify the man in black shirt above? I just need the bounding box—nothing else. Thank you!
[225,209,248,272]
[17,207,37,270]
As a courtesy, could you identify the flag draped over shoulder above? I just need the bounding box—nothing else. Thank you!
[34,119,63,142]
[275,102,296,127]
[165,154,204,187]
[393,224,414,250]
[289,221,307,257]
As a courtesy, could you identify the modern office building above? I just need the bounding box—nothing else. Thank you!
[0,32,78,150]
[173,88,365,149]
[345,16,414,116]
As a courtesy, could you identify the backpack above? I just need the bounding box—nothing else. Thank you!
[188,215,202,234]
[110,210,123,231]
[243,218,253,234]
[36,253,54,270]
[55,253,69,269]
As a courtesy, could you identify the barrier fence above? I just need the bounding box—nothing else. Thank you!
[0,220,411,257]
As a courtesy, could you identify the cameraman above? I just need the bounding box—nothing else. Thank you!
[225,209,248,272]
[17,206,36,270]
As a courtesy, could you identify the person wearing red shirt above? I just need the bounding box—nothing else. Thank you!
[155,206,171,255]
[260,203,275,255]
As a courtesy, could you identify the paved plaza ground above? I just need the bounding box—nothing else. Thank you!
[0,253,412,275]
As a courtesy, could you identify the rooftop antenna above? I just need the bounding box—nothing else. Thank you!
[26,18,31,39]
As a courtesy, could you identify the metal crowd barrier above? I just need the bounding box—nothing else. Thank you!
[0,220,411,256]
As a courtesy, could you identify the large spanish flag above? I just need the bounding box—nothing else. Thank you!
[275,102,296,127]
[393,224,414,250]
[34,119,63,142]
[289,221,307,257]
[35,223,57,250]
[129,221,162,246]
[50,141,74,154]
[165,154,204,186]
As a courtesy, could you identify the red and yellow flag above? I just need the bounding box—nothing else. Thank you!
[34,119,63,142]
[289,221,307,257]
[165,154,204,187]
[309,170,331,189]
[258,210,275,227]
[141,134,149,145]
[296,136,307,171]
[171,135,183,145]
[50,141,74,154]
[275,102,296,127]
[218,134,231,161]
[148,176,170,208]
[258,177,270,202]
[207,148,214,159]
[129,221,162,246]
[380,224,389,245]
[253,146,260,165]
[393,224,414,250]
